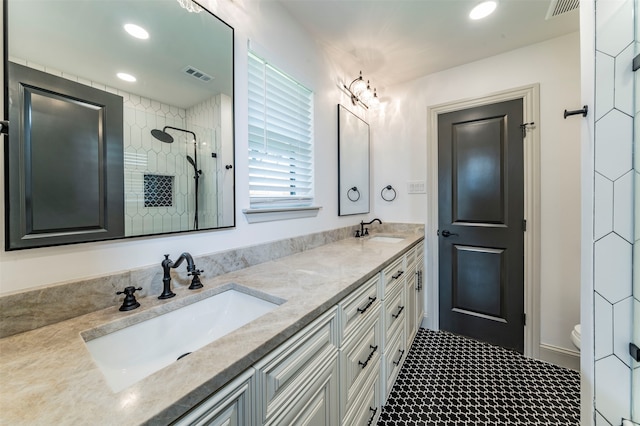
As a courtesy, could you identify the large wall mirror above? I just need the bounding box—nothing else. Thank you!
[4,0,235,250]
[338,105,370,216]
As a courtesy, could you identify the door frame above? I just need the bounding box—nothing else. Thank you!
[425,84,541,359]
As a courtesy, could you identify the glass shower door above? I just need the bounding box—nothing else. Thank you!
[632,0,640,421]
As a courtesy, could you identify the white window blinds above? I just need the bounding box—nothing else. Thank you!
[248,52,314,208]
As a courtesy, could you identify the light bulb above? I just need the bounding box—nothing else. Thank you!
[469,1,497,20]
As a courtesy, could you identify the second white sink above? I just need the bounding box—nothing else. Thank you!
[84,286,284,392]
[368,236,405,243]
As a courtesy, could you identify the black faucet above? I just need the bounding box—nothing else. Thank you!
[356,218,382,237]
[159,252,203,299]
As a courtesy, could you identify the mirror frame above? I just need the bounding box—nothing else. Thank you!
[3,0,236,250]
[337,104,370,216]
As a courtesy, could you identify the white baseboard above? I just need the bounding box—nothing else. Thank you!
[538,343,580,371]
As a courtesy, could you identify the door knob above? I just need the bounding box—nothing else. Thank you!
[441,230,459,237]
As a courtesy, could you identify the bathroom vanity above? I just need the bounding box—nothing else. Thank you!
[0,230,424,425]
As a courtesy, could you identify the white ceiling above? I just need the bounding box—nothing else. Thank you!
[279,0,580,91]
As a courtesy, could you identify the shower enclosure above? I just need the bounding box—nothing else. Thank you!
[632,0,639,418]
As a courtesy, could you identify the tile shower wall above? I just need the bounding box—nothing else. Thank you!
[123,93,222,235]
[592,0,638,423]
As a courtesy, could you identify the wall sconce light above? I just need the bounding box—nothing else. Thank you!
[344,71,380,109]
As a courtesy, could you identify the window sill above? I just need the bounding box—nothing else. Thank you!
[242,206,322,223]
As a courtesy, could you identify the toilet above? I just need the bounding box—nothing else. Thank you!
[570,324,581,350]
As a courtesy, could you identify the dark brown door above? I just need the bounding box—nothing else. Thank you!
[438,99,524,353]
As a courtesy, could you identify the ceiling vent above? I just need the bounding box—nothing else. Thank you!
[182,66,214,83]
[546,0,579,19]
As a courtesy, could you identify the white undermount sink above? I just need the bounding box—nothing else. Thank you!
[368,236,405,243]
[84,286,284,392]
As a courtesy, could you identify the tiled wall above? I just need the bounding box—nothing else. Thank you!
[123,93,221,235]
[593,0,638,423]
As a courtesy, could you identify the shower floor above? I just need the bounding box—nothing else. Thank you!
[378,328,580,425]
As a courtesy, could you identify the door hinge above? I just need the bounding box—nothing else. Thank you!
[522,313,527,326]
[522,219,527,232]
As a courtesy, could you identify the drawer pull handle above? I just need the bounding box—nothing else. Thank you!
[392,270,404,279]
[357,296,377,314]
[358,344,378,369]
[367,406,378,425]
[391,305,405,319]
[393,349,405,366]
[416,270,423,291]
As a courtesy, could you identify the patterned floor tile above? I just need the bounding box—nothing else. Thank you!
[378,329,580,425]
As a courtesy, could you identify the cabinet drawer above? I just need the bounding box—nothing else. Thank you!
[383,325,406,400]
[340,309,381,416]
[342,361,381,426]
[382,284,406,344]
[339,275,380,341]
[255,307,339,423]
[381,257,405,298]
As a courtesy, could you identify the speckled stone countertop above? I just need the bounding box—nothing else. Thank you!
[0,232,423,425]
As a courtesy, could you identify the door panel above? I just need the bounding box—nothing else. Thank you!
[453,245,505,320]
[438,99,524,353]
[453,117,505,224]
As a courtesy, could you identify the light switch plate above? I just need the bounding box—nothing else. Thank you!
[407,180,426,194]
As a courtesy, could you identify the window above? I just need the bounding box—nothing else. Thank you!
[248,52,314,209]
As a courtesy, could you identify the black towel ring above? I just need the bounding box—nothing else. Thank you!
[381,185,396,202]
[347,186,361,202]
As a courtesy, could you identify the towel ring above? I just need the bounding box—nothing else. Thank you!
[347,186,361,202]
[381,185,396,202]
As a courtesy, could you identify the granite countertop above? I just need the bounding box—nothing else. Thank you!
[0,232,423,425]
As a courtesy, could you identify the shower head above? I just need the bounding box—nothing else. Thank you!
[186,155,197,169]
[150,126,197,144]
[151,128,174,143]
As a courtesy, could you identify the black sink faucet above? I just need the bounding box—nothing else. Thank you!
[357,218,382,237]
[159,252,203,299]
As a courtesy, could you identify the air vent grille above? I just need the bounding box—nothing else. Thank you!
[182,66,214,82]
[546,0,579,19]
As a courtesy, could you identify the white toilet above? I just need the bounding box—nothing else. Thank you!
[570,324,581,350]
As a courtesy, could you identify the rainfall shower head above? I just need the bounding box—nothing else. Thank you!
[151,128,174,143]
[150,126,197,144]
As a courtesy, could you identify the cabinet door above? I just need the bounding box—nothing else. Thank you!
[266,354,339,426]
[172,370,254,426]
[255,308,338,423]
[406,265,418,342]
[416,255,425,329]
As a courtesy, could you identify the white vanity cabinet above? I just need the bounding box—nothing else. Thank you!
[172,369,255,426]
[174,239,425,426]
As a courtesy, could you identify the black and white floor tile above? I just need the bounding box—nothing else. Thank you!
[378,328,580,425]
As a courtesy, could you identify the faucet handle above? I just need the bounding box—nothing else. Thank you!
[364,228,369,236]
[116,286,143,311]
[188,269,204,290]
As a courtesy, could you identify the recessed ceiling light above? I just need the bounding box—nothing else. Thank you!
[469,1,497,20]
[124,23,149,40]
[117,72,137,82]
